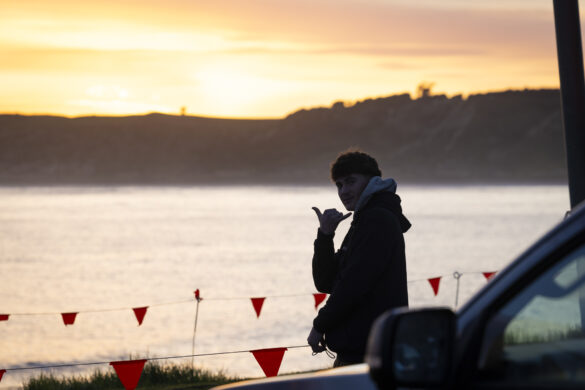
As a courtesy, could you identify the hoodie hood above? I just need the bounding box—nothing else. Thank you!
[354,176,411,232]
[354,176,397,212]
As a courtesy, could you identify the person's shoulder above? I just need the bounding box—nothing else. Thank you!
[357,206,399,227]
[354,209,402,240]
[362,193,404,221]
[359,192,411,233]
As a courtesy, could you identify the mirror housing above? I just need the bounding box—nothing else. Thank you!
[365,307,456,390]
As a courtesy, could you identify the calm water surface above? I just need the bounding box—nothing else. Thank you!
[0,185,569,388]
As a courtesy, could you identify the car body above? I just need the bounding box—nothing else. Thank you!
[213,364,376,389]
[367,199,585,389]
[214,200,585,389]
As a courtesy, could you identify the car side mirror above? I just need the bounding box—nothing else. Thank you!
[365,307,455,390]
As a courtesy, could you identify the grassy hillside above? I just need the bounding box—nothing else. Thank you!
[0,89,566,185]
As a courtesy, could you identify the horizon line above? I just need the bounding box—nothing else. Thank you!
[0,86,560,121]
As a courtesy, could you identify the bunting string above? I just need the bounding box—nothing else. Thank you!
[3,345,310,372]
[0,270,500,385]
[6,299,194,317]
[2,346,311,387]
[1,270,498,319]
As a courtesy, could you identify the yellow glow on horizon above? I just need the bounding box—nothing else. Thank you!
[193,66,283,114]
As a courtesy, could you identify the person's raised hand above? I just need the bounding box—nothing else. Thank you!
[312,207,351,235]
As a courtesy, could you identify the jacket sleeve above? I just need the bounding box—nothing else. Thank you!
[312,229,340,293]
[313,209,401,333]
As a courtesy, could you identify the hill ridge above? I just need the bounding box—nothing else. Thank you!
[0,88,566,185]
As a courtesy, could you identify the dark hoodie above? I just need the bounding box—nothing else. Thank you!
[312,177,411,363]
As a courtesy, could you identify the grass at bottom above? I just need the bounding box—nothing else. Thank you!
[23,361,244,390]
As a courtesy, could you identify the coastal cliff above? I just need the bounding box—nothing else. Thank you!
[0,89,566,185]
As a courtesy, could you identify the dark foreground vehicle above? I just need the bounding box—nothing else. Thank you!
[214,200,585,389]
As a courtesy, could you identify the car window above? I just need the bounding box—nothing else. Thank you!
[476,242,585,387]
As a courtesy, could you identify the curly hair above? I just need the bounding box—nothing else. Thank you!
[330,150,382,181]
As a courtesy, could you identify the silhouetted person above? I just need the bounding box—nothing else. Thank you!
[307,150,411,367]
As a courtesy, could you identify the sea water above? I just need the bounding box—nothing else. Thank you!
[0,185,569,388]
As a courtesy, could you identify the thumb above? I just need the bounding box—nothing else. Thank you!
[340,212,352,221]
[311,207,322,219]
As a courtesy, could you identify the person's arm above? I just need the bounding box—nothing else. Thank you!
[312,229,339,293]
[313,209,401,332]
[311,207,351,293]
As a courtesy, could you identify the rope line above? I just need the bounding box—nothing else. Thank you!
[2,270,497,317]
[7,299,195,317]
[5,345,311,372]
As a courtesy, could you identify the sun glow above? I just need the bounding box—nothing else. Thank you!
[86,85,129,99]
[194,65,296,116]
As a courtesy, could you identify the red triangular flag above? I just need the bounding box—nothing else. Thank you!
[313,293,327,310]
[61,312,78,326]
[428,277,441,296]
[251,348,287,377]
[133,307,148,326]
[194,289,201,301]
[110,359,147,390]
[251,297,265,318]
[0,314,9,321]
[0,369,5,383]
[483,272,496,281]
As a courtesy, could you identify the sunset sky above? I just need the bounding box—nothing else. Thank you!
[0,0,581,118]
